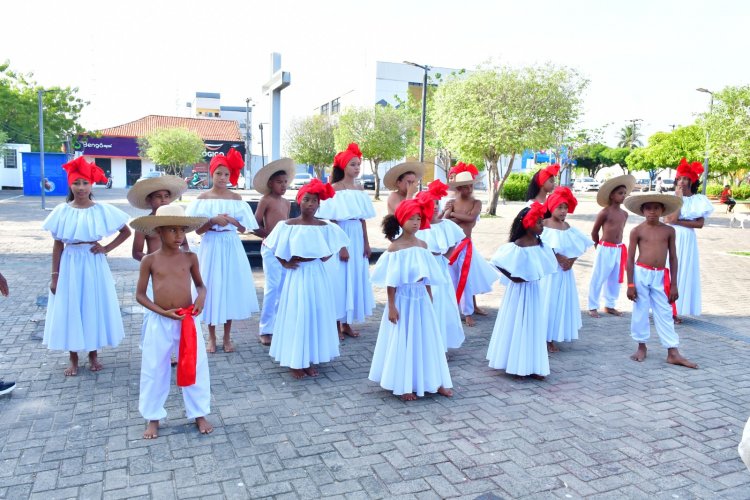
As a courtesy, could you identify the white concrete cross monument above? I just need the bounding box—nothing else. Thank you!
[261,52,291,161]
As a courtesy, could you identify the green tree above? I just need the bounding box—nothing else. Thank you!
[433,64,587,214]
[617,124,643,149]
[625,125,705,183]
[285,114,336,180]
[700,85,750,184]
[137,127,205,176]
[572,142,609,177]
[0,61,87,151]
[334,105,409,200]
[601,147,631,172]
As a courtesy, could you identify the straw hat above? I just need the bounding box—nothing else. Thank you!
[448,171,478,188]
[596,174,636,207]
[623,193,682,217]
[129,204,208,236]
[126,175,188,210]
[252,158,296,194]
[383,162,426,191]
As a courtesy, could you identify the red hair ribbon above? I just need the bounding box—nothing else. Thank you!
[333,143,362,170]
[449,162,479,180]
[536,164,560,187]
[522,202,546,229]
[210,148,244,186]
[296,178,335,204]
[675,157,704,183]
[545,186,578,214]
[63,156,108,186]
[395,198,432,230]
[414,179,449,215]
[175,305,198,387]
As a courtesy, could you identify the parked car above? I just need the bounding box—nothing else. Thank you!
[141,170,165,179]
[572,177,600,192]
[290,173,313,189]
[659,179,675,192]
[634,179,652,192]
[360,174,376,190]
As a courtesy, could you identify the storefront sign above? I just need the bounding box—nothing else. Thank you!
[74,136,140,157]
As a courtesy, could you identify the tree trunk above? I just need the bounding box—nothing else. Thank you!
[313,164,325,180]
[372,159,381,201]
[488,154,516,215]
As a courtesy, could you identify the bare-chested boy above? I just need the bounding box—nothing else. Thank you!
[624,194,697,369]
[442,163,499,327]
[384,162,425,214]
[252,158,295,346]
[587,175,635,317]
[131,205,214,439]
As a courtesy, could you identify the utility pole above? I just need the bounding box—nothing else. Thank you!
[627,118,642,150]
[38,89,47,210]
[245,98,254,185]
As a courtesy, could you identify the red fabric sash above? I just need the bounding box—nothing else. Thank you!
[600,241,627,283]
[448,238,472,305]
[636,263,677,316]
[176,306,198,387]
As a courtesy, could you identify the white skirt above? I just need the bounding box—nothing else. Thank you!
[541,266,582,343]
[328,219,374,324]
[672,226,701,316]
[369,283,452,396]
[43,244,124,352]
[487,280,550,376]
[432,255,465,350]
[270,260,340,368]
[196,231,259,326]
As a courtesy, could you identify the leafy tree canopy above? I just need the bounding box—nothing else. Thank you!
[137,127,205,176]
[285,114,336,180]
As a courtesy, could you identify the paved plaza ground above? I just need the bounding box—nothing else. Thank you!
[1,187,749,499]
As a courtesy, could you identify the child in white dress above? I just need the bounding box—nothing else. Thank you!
[316,143,376,339]
[43,157,132,376]
[541,187,594,352]
[487,203,558,379]
[265,180,349,380]
[415,180,466,351]
[186,148,259,353]
[369,198,453,401]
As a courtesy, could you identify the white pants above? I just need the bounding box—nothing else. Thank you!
[259,244,286,336]
[630,265,679,348]
[139,311,211,421]
[588,243,624,310]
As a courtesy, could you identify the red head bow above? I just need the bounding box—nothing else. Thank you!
[449,162,479,180]
[675,157,704,183]
[297,178,335,204]
[395,198,432,230]
[333,143,362,171]
[63,156,108,186]
[209,148,244,186]
[545,186,578,214]
[425,179,449,200]
[536,164,560,187]
[522,202,546,229]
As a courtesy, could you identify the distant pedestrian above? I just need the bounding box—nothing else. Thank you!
[0,271,16,395]
[720,185,736,213]
[655,176,663,193]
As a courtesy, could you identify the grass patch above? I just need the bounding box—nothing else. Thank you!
[729,251,750,256]
[480,213,499,219]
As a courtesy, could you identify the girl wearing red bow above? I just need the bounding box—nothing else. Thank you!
[526,164,559,205]
[663,158,714,323]
[369,199,454,401]
[487,203,558,379]
[186,148,260,353]
[42,157,132,376]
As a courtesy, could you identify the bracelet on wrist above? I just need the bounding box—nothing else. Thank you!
[627,283,635,288]
[51,272,59,275]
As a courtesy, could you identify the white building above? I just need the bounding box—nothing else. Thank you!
[1,143,31,189]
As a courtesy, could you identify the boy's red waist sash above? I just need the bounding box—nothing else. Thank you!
[600,241,627,283]
[448,237,472,304]
[636,262,677,315]
[175,306,198,387]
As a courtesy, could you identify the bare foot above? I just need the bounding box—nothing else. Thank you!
[222,338,235,353]
[290,368,307,380]
[143,420,159,439]
[88,351,103,372]
[547,341,559,353]
[437,386,453,397]
[630,343,647,362]
[529,374,546,381]
[206,336,216,354]
[195,416,213,434]
[341,324,360,338]
[465,315,476,327]
[258,334,272,346]
[400,393,417,401]
[588,309,601,318]
[473,306,488,316]
[667,349,698,369]
[605,307,624,317]
[303,366,319,377]
[673,315,683,325]
[64,352,79,376]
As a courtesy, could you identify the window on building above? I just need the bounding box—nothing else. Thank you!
[3,149,16,169]
[331,98,340,114]
[321,103,329,115]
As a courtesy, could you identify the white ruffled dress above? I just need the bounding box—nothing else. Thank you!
[185,198,260,326]
[368,247,453,397]
[540,226,594,343]
[316,189,376,324]
[416,220,466,350]
[264,221,350,369]
[670,194,714,316]
[42,203,129,352]
[487,242,558,376]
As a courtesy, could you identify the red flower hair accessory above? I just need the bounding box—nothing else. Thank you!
[209,148,244,186]
[296,178,335,204]
[522,202,546,229]
[448,162,479,180]
[545,186,578,214]
[333,143,362,170]
[63,156,108,186]
[674,157,704,183]
[426,179,449,200]
[536,164,560,187]
[395,198,432,230]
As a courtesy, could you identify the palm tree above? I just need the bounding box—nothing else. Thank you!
[617,124,643,149]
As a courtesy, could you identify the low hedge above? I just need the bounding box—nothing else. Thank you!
[502,173,532,202]
[706,184,750,200]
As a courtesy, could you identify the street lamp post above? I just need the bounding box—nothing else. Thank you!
[38,89,47,210]
[403,62,430,165]
[627,118,643,150]
[258,123,269,167]
[697,88,714,195]
[245,98,255,184]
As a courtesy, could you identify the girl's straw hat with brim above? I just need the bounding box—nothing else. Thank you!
[130,204,208,236]
[252,158,296,194]
[623,193,683,218]
[448,171,477,188]
[596,174,636,207]
[383,161,426,191]
[126,175,188,210]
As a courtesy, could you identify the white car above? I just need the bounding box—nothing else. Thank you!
[290,173,313,189]
[573,177,600,192]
